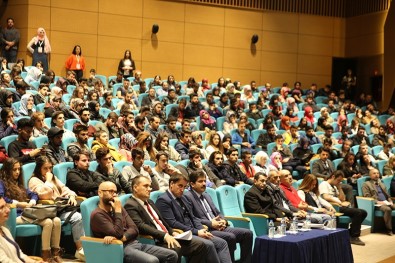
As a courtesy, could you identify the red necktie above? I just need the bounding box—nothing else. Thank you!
[145,202,168,233]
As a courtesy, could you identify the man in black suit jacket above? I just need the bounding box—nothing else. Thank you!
[156,174,232,263]
[244,172,287,223]
[124,176,207,263]
[184,170,253,263]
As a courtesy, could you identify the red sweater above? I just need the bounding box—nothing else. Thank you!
[280,183,306,209]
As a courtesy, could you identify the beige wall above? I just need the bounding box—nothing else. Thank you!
[1,0,346,89]
[384,4,395,110]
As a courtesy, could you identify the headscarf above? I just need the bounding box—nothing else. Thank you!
[70,98,84,111]
[120,133,137,151]
[24,66,42,85]
[0,89,13,108]
[225,110,236,123]
[55,77,69,91]
[280,116,291,130]
[304,106,314,125]
[280,86,290,97]
[19,93,36,116]
[298,137,310,149]
[200,110,215,125]
[255,151,269,167]
[286,97,299,113]
[35,27,51,53]
[337,115,348,131]
[226,83,235,94]
[270,152,282,169]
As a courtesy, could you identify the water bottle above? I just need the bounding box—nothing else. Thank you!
[306,213,311,230]
[291,216,298,233]
[331,214,336,230]
[280,217,287,236]
[268,220,275,238]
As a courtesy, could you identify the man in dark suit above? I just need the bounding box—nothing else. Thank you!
[185,170,253,263]
[156,174,232,263]
[244,172,287,223]
[124,175,207,262]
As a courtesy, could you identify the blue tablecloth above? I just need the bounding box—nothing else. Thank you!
[252,229,354,263]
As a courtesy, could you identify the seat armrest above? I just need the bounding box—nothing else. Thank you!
[81,236,123,245]
[242,212,269,219]
[173,229,184,234]
[38,200,54,205]
[224,216,250,222]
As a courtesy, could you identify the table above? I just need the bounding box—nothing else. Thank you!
[252,229,353,263]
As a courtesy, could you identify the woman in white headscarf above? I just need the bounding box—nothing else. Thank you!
[18,94,36,117]
[27,27,52,72]
[23,66,42,85]
[254,151,270,175]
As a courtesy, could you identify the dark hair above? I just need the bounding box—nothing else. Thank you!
[226,147,238,156]
[181,129,192,137]
[72,123,88,134]
[169,174,188,185]
[254,172,266,180]
[31,156,59,190]
[241,151,252,160]
[209,150,223,163]
[155,151,169,161]
[0,158,27,201]
[166,116,177,124]
[51,111,64,127]
[103,92,112,100]
[72,45,82,55]
[17,118,34,129]
[79,107,90,116]
[140,106,150,113]
[72,149,90,163]
[189,170,206,184]
[0,107,12,123]
[178,98,187,106]
[154,132,170,151]
[96,147,110,160]
[107,112,118,120]
[330,170,344,180]
[132,147,144,159]
[131,175,146,191]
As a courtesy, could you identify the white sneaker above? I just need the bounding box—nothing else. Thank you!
[75,248,85,262]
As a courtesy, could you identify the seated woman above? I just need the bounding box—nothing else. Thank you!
[384,156,395,177]
[51,111,75,139]
[370,119,380,135]
[199,110,216,131]
[297,174,336,215]
[286,97,299,114]
[338,152,362,189]
[0,72,13,89]
[119,133,137,162]
[359,153,376,176]
[206,132,224,160]
[88,100,103,122]
[222,134,232,155]
[135,131,156,161]
[91,130,125,162]
[0,196,47,263]
[28,156,85,261]
[70,86,85,107]
[280,116,291,131]
[316,117,327,132]
[254,151,270,175]
[18,94,36,117]
[68,98,85,120]
[31,111,49,138]
[154,132,180,162]
[362,109,379,126]
[268,152,283,171]
[285,107,299,122]
[0,107,18,140]
[273,135,307,175]
[270,105,283,121]
[292,137,315,167]
[0,158,62,262]
[191,131,209,160]
[0,90,19,117]
[304,106,315,128]
[223,110,238,135]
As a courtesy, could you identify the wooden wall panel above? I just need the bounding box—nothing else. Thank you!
[260,72,297,87]
[185,4,225,26]
[98,14,143,39]
[223,68,261,84]
[298,35,333,56]
[260,51,298,73]
[97,36,142,60]
[223,48,261,71]
[224,9,263,30]
[50,9,98,34]
[260,31,298,53]
[182,65,223,82]
[50,0,98,12]
[297,55,332,75]
[49,32,98,57]
[27,5,51,30]
[299,15,334,36]
[261,12,299,34]
[142,18,185,42]
[141,61,183,80]
[141,41,184,64]
[223,27,262,49]
[184,23,224,47]
[98,0,143,17]
[142,0,185,21]
[184,45,223,67]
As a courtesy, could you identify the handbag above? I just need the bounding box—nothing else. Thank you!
[55,197,81,225]
[22,205,57,222]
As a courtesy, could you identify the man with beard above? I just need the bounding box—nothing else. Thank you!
[1,18,20,63]
[44,126,71,165]
[219,147,253,186]
[186,150,222,189]
[184,94,204,122]
[162,88,178,107]
[164,116,179,140]
[73,107,96,137]
[67,124,95,161]
[256,124,277,151]
[90,181,178,263]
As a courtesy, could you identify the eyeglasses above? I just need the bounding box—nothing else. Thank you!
[101,189,117,195]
